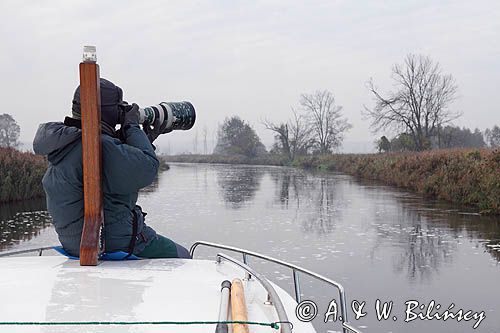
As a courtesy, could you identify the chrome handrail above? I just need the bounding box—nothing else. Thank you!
[216,253,293,333]
[190,241,361,333]
[0,246,57,257]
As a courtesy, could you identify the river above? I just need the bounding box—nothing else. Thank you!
[1,163,499,333]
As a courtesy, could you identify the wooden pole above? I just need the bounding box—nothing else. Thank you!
[231,278,250,333]
[79,47,103,266]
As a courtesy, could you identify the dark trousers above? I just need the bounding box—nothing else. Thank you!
[136,235,191,259]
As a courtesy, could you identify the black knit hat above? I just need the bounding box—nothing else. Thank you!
[71,78,123,127]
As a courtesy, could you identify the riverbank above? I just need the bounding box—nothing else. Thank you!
[164,149,500,214]
[2,147,498,213]
[0,148,47,203]
[161,154,286,166]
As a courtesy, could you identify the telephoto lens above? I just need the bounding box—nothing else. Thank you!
[139,101,196,133]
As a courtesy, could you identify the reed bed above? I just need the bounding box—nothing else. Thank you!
[0,148,47,202]
[295,149,500,214]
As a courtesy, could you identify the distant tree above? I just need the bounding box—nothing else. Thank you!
[365,54,459,151]
[202,125,208,154]
[0,114,20,148]
[300,90,351,154]
[192,129,198,154]
[437,126,485,148]
[390,133,416,152]
[485,125,500,147]
[263,109,313,161]
[376,136,391,152]
[214,116,266,157]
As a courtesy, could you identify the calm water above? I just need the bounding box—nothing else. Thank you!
[1,163,499,333]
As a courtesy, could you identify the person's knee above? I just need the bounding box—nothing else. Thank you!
[175,243,192,259]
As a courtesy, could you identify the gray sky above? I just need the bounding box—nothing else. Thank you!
[1,0,499,153]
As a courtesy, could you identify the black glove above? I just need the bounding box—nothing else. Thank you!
[122,103,140,130]
[143,121,161,143]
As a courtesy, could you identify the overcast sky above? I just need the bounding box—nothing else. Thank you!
[1,0,499,153]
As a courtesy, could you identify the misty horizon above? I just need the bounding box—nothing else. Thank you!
[1,1,499,153]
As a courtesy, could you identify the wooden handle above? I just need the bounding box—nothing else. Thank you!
[79,62,103,266]
[231,278,249,333]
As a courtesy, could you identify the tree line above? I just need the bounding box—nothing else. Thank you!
[1,54,499,157]
[377,125,499,152]
[213,53,499,161]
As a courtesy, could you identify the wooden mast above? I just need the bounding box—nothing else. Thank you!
[79,46,103,266]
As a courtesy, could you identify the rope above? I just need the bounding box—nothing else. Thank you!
[0,320,284,329]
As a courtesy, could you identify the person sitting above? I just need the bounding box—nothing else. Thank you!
[33,78,191,259]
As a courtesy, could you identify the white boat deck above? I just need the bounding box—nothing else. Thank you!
[0,256,316,332]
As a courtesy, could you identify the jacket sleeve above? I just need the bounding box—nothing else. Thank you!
[103,125,159,194]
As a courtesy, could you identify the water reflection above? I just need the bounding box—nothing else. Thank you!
[303,177,349,235]
[271,170,347,235]
[366,205,453,281]
[447,214,500,262]
[393,224,455,282]
[366,188,500,281]
[269,167,500,285]
[216,166,264,209]
[271,169,294,208]
[0,198,51,251]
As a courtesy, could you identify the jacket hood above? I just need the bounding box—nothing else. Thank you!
[33,122,81,163]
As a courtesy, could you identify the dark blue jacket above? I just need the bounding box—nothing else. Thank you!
[33,120,158,256]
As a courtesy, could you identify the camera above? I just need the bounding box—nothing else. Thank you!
[119,101,196,135]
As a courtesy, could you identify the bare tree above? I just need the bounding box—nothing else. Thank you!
[300,90,351,154]
[365,54,459,151]
[263,109,313,161]
[0,114,20,148]
[262,119,291,159]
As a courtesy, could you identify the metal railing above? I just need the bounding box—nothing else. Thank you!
[0,246,56,257]
[0,242,362,332]
[216,253,293,333]
[190,241,362,333]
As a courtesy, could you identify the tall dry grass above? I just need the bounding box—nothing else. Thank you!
[0,147,47,202]
[295,148,500,214]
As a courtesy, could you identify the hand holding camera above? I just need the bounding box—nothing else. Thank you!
[122,103,140,129]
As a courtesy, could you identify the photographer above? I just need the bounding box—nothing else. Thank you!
[33,78,191,259]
